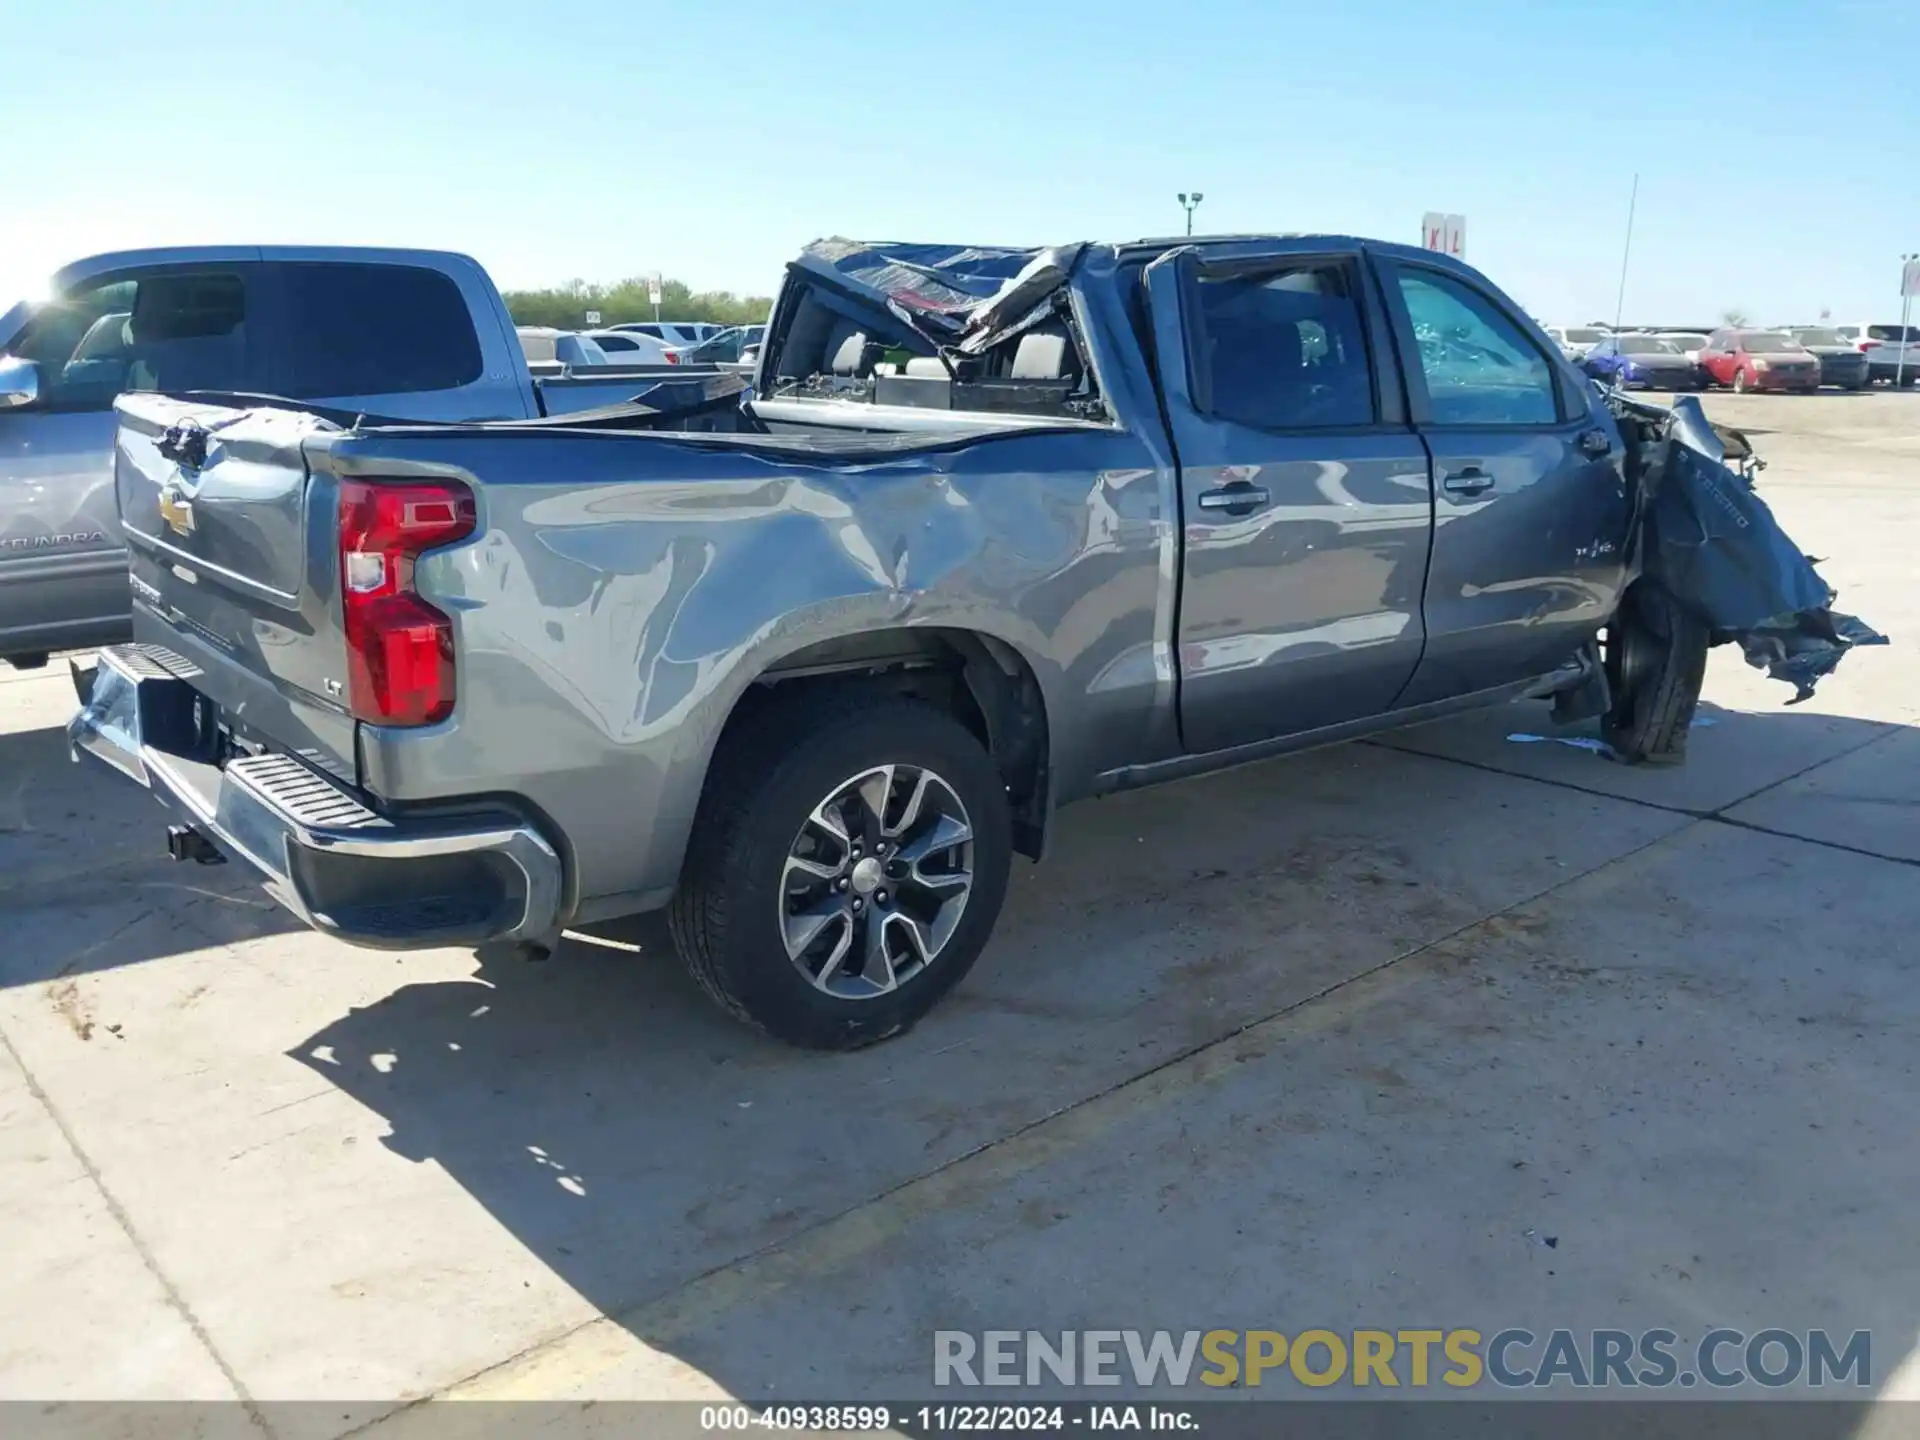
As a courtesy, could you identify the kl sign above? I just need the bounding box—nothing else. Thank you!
[1422,212,1466,259]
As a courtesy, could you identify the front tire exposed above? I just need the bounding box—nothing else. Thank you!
[669,692,1013,1049]
[1602,583,1709,765]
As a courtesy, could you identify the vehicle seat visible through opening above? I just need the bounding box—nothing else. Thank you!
[1009,324,1077,380]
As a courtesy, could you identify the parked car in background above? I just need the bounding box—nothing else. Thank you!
[1781,327,1872,389]
[0,246,684,668]
[71,232,1708,1049]
[1698,329,1821,393]
[669,325,759,365]
[610,321,725,347]
[1580,333,1705,391]
[517,327,612,366]
[1832,322,1920,385]
[1655,331,1712,364]
[1542,324,1610,360]
[582,328,675,363]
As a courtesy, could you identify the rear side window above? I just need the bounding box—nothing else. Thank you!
[5,269,250,409]
[1395,269,1558,426]
[274,262,483,399]
[1866,325,1920,342]
[1188,261,1376,429]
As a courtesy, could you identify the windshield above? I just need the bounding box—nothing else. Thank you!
[1661,333,1708,348]
[1619,335,1680,355]
[1564,328,1605,343]
[1739,332,1802,352]
[1793,328,1847,346]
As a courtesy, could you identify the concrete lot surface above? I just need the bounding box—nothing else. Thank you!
[2,392,1916,1432]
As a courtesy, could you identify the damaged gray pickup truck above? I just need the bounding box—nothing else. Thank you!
[69,234,1876,1049]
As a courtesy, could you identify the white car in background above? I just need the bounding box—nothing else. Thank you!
[609,321,726,348]
[1657,331,1712,364]
[1832,322,1920,385]
[583,329,675,363]
[1542,324,1611,360]
[515,327,611,367]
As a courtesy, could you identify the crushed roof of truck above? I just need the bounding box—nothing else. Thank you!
[795,238,1089,353]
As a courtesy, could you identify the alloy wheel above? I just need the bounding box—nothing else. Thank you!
[778,764,975,1000]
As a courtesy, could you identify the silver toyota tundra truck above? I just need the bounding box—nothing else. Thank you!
[0,246,699,669]
[71,234,1724,1049]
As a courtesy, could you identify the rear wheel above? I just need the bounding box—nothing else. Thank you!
[1602,584,1709,765]
[669,692,1013,1049]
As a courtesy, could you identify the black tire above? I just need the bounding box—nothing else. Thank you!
[1731,368,1750,394]
[669,692,1013,1050]
[1602,583,1709,765]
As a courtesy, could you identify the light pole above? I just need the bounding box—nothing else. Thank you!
[1899,253,1917,390]
[1178,192,1204,237]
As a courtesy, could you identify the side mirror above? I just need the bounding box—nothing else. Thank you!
[0,355,40,409]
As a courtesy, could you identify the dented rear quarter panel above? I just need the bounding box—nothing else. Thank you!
[319,353,1179,914]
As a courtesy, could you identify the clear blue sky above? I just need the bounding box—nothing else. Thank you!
[5,0,1916,324]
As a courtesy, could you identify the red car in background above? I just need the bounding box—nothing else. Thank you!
[1699,329,1823,393]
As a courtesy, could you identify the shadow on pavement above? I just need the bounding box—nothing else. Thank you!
[276,696,1912,1404]
[0,722,300,989]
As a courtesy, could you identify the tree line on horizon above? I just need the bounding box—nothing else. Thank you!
[501,275,775,331]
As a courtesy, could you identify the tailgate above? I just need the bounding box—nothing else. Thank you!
[114,393,358,779]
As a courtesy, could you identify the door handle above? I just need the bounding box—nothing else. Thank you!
[1441,467,1494,495]
[1196,482,1271,516]
[1577,427,1613,457]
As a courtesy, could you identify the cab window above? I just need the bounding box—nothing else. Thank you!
[1395,268,1558,426]
[6,270,250,411]
[1187,260,1377,430]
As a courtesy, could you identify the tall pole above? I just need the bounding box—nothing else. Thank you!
[1178,192,1204,237]
[1899,254,1915,389]
[1612,173,1639,332]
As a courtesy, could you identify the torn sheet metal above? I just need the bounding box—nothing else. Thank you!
[956,244,1087,354]
[1616,394,1887,702]
[794,239,1082,348]
[796,240,1040,327]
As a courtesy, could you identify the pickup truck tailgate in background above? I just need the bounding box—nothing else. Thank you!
[114,393,358,779]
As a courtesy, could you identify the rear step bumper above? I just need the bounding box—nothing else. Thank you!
[67,645,564,950]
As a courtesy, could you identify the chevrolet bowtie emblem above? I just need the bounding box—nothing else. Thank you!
[158,481,196,537]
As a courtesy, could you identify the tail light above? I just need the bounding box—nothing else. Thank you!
[664,351,681,365]
[1858,339,1882,350]
[338,478,475,726]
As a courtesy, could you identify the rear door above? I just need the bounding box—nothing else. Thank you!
[0,259,264,653]
[256,258,534,421]
[1145,243,1434,754]
[1375,253,1630,705]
